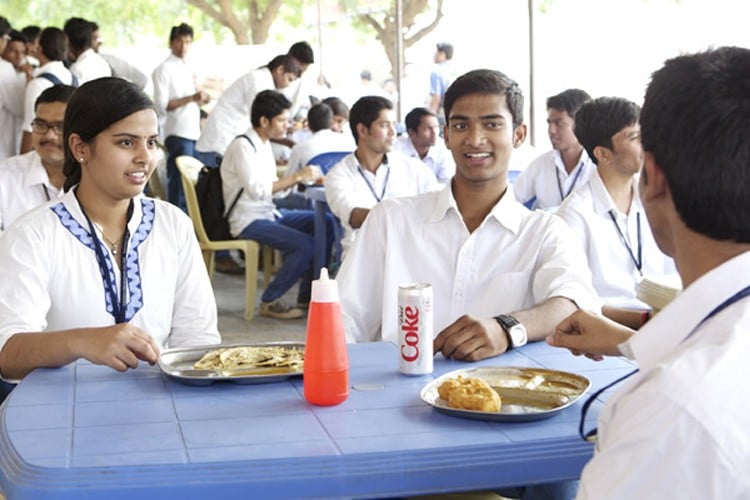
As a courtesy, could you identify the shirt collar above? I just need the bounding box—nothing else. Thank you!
[427,182,525,235]
[21,152,51,189]
[622,250,750,369]
[589,169,643,217]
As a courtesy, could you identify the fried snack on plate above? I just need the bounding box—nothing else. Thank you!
[438,375,502,412]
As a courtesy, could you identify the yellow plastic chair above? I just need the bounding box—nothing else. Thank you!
[176,155,265,320]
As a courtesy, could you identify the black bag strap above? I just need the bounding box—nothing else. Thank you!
[38,72,79,87]
[224,134,257,216]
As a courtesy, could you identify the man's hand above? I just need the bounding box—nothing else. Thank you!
[72,324,161,372]
[433,315,509,361]
[546,310,635,360]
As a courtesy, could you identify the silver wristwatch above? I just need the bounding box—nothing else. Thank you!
[495,314,528,349]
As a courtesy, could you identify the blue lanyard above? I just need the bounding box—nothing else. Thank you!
[556,162,584,202]
[76,194,133,324]
[357,165,390,202]
[579,282,750,442]
[608,210,642,274]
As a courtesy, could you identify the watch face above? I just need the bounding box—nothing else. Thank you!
[508,325,527,347]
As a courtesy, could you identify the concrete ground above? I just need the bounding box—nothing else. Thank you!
[212,270,307,345]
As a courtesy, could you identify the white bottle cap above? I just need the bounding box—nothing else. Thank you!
[311,268,339,303]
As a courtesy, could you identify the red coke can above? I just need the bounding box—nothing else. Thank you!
[398,283,434,375]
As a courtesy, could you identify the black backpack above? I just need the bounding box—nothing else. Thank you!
[195,135,255,241]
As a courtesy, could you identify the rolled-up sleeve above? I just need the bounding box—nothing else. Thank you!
[532,214,601,313]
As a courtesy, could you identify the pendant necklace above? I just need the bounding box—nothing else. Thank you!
[95,223,122,256]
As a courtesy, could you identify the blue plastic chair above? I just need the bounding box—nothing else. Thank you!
[307,151,350,174]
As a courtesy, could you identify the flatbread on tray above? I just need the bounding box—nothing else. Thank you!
[193,345,304,371]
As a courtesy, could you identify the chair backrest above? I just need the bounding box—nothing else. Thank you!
[307,151,350,174]
[175,155,211,244]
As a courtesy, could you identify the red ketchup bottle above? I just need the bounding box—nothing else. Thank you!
[303,268,349,405]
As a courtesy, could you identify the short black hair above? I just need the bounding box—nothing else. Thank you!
[349,95,392,144]
[322,96,349,119]
[404,107,436,133]
[39,27,68,61]
[63,17,95,53]
[8,29,25,43]
[436,42,453,60]
[288,41,314,65]
[640,47,750,242]
[169,23,193,43]
[21,26,41,43]
[307,103,333,133]
[574,97,640,165]
[0,17,10,38]
[267,54,301,77]
[546,88,591,119]
[443,69,524,129]
[35,84,76,109]
[251,89,291,128]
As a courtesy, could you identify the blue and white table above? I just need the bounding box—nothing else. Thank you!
[0,341,634,499]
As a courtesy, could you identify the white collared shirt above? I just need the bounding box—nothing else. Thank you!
[556,170,676,308]
[578,250,750,499]
[0,151,64,232]
[324,151,439,257]
[221,129,284,237]
[392,134,456,184]
[23,61,76,134]
[0,191,220,358]
[513,149,596,210]
[0,59,24,160]
[70,48,112,84]
[337,184,600,343]
[196,67,275,155]
[151,54,201,140]
[285,129,355,177]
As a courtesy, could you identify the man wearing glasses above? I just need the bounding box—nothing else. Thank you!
[0,85,75,233]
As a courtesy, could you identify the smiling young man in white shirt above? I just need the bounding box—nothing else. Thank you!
[337,70,598,361]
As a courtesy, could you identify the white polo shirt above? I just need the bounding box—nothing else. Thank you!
[0,151,64,232]
[23,61,76,134]
[513,148,596,210]
[0,59,24,160]
[70,48,112,84]
[196,67,275,155]
[337,183,600,343]
[151,54,201,141]
[0,191,220,356]
[285,129,354,177]
[324,151,439,258]
[578,250,750,499]
[221,129,290,237]
[392,134,456,184]
[556,170,676,308]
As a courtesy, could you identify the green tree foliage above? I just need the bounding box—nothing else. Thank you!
[4,0,443,74]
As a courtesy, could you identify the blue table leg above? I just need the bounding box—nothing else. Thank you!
[312,199,327,279]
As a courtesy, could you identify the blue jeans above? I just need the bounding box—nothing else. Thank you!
[165,135,195,213]
[195,150,222,169]
[240,209,334,303]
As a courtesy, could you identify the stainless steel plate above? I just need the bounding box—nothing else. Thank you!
[420,366,590,422]
[158,342,305,386]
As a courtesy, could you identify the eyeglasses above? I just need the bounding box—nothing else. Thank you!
[31,119,64,135]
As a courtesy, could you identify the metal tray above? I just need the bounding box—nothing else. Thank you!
[158,342,305,386]
[420,366,590,422]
